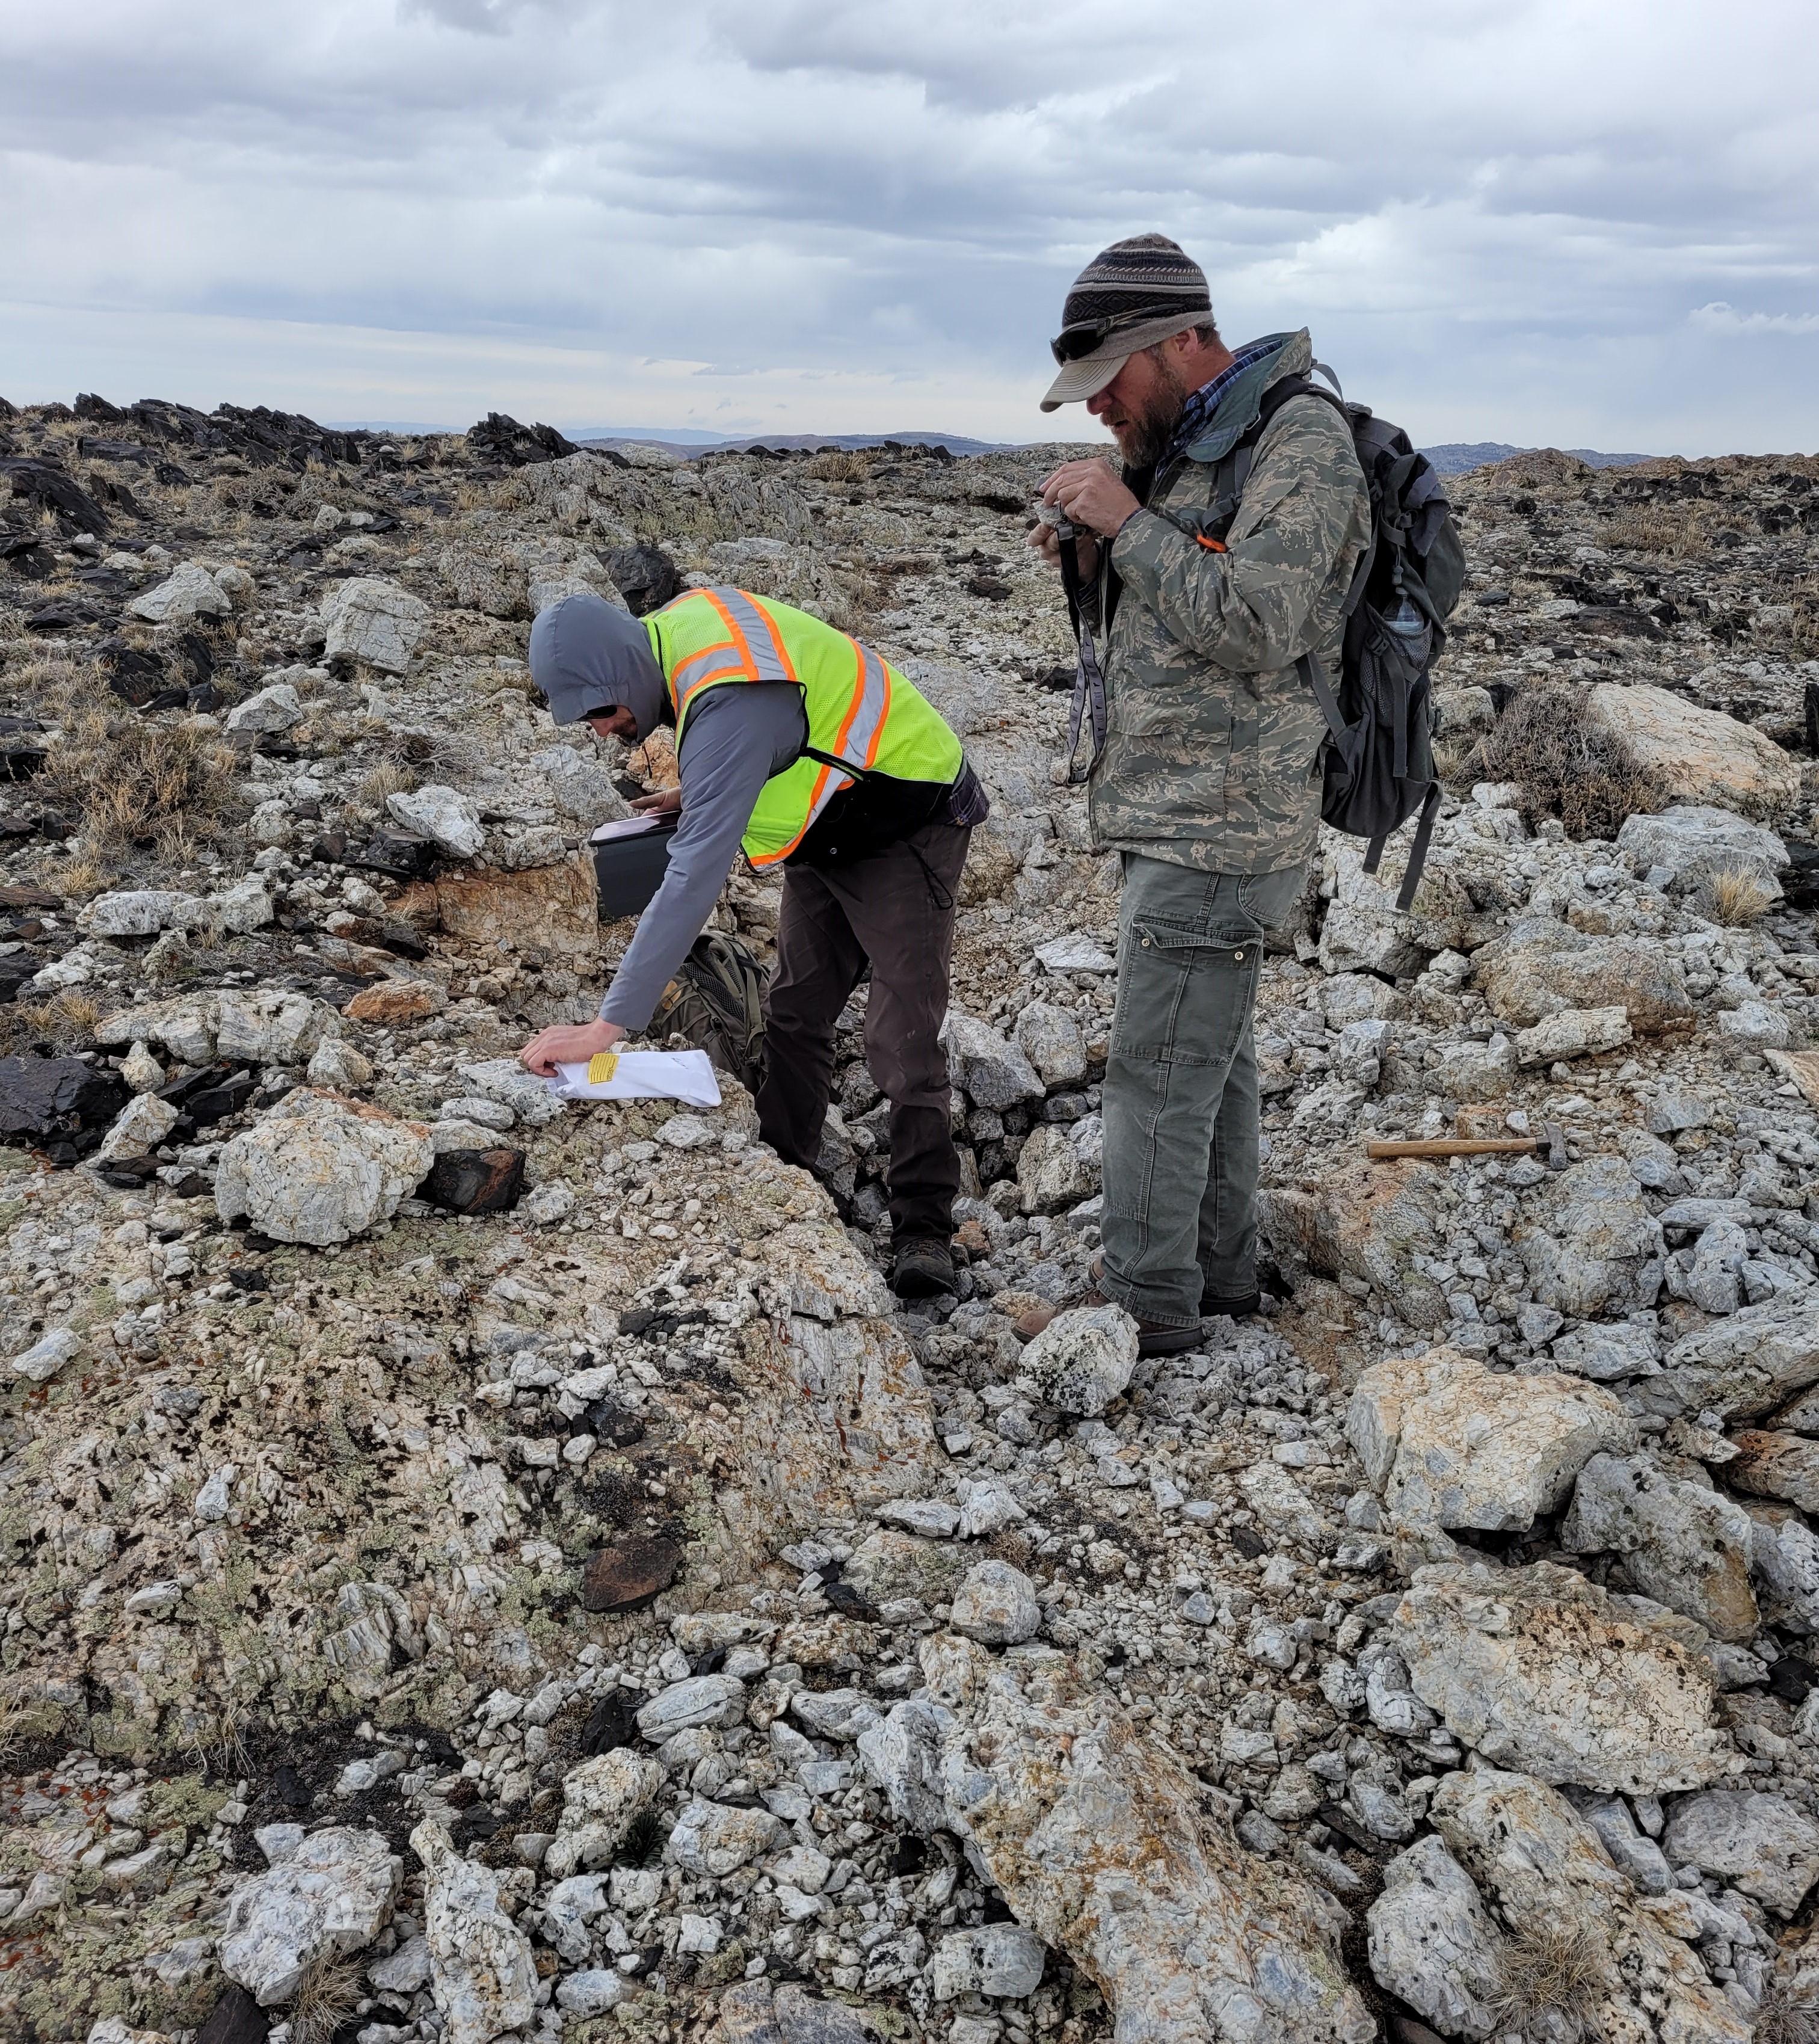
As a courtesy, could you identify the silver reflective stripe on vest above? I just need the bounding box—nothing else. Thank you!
[709,587,795,682]
[839,639,891,772]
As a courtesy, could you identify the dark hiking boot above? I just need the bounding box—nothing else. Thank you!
[1063,1287,1203,1357]
[891,1237,957,1299]
[1199,1288,1263,1320]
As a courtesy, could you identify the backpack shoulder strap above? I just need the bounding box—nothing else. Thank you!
[1218,375,1352,512]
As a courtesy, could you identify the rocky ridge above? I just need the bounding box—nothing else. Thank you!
[3,393,1819,2042]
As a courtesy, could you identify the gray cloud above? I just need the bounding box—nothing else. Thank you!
[1,0,1814,449]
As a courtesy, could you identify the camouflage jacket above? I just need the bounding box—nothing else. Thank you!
[1086,327,1371,874]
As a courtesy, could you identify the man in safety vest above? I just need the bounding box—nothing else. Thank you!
[517,588,988,1299]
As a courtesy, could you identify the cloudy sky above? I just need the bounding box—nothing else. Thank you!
[3,0,1815,452]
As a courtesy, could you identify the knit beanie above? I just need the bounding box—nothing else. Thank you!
[1041,233,1214,411]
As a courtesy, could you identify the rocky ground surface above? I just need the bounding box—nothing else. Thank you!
[3,391,1819,2044]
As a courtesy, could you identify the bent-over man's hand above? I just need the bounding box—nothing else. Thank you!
[519,1018,626,1077]
[631,787,682,817]
[1039,457,1140,541]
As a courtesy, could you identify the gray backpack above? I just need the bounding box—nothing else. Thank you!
[1059,369,1467,912]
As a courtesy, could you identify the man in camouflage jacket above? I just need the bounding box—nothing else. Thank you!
[1030,233,1370,1353]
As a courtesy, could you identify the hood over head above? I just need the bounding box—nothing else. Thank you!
[528,591,666,739]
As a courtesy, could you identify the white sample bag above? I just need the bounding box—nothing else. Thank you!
[544,1048,722,1108]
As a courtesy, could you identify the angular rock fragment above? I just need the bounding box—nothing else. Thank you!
[0,1053,128,1150]
[1516,1156,1663,1318]
[1728,1429,1819,1514]
[1660,1291,1819,1420]
[1513,1003,1633,1067]
[1365,1833,1506,2039]
[1560,1451,1759,1640]
[1590,682,1799,817]
[422,1145,525,1214]
[1261,1155,1448,1328]
[943,1012,1044,1110]
[1618,803,1790,893]
[1349,1346,1634,1533]
[1018,1302,1138,1416]
[1474,919,1694,1032]
[667,1798,781,1877]
[1390,1560,1731,1791]
[1431,1767,1749,2042]
[387,784,484,858]
[411,1818,537,2044]
[215,1090,434,1243]
[931,1924,1047,1999]
[949,1560,1041,1646]
[580,1535,682,1611]
[1663,1790,1819,1915]
[322,575,427,674]
[544,1749,665,1879]
[922,1633,1374,2044]
[218,1824,401,2005]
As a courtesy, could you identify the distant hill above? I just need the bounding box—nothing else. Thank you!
[578,428,1015,458]
[1423,442,1663,476]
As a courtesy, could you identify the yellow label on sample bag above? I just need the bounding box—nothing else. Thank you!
[587,1051,620,1086]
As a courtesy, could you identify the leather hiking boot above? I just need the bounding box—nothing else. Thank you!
[1075,1287,1204,1357]
[1200,1288,1263,1320]
[891,1237,957,1299]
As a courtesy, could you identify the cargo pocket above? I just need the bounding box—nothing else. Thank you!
[1114,919,1264,1067]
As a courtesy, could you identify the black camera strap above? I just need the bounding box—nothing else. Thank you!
[1055,515,1107,784]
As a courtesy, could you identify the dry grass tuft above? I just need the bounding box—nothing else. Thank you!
[1699,863,1776,926]
[1479,682,1663,839]
[1487,1920,1613,2041]
[40,679,240,854]
[289,1953,366,2044]
[807,448,869,484]
[1758,1983,1819,2044]
[359,757,419,805]
[1604,502,1715,556]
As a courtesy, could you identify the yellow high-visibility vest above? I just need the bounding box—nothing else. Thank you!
[646,586,961,867]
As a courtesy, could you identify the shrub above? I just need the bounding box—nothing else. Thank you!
[1478,681,1662,839]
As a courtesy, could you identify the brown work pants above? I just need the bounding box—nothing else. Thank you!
[755,819,971,1245]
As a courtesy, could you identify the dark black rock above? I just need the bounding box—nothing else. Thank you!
[583,1399,646,1449]
[1768,1655,1817,1703]
[0,457,110,535]
[580,1690,638,1756]
[0,1056,127,1150]
[95,635,167,706]
[605,544,682,617]
[466,412,579,467]
[195,1983,269,2044]
[359,827,439,878]
[423,1147,525,1215]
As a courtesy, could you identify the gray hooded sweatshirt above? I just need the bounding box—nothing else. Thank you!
[529,593,807,1031]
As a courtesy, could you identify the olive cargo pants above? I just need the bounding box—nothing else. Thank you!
[1097,857,1303,1328]
[755,819,972,1244]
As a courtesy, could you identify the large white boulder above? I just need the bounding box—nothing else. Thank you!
[218,1824,401,2006]
[1390,1560,1731,1793]
[322,576,427,674]
[126,561,233,624]
[411,1818,537,2044]
[214,1091,434,1244]
[1347,1346,1634,1533]
[1590,682,1800,817]
[388,784,485,858]
[544,1749,665,1880]
[1018,1302,1139,1417]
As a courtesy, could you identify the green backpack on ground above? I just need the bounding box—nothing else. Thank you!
[651,931,769,1095]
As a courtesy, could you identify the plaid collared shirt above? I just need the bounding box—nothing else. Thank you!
[1162,339,1277,468]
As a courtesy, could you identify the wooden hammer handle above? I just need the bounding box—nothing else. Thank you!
[1365,1137,1539,1159]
